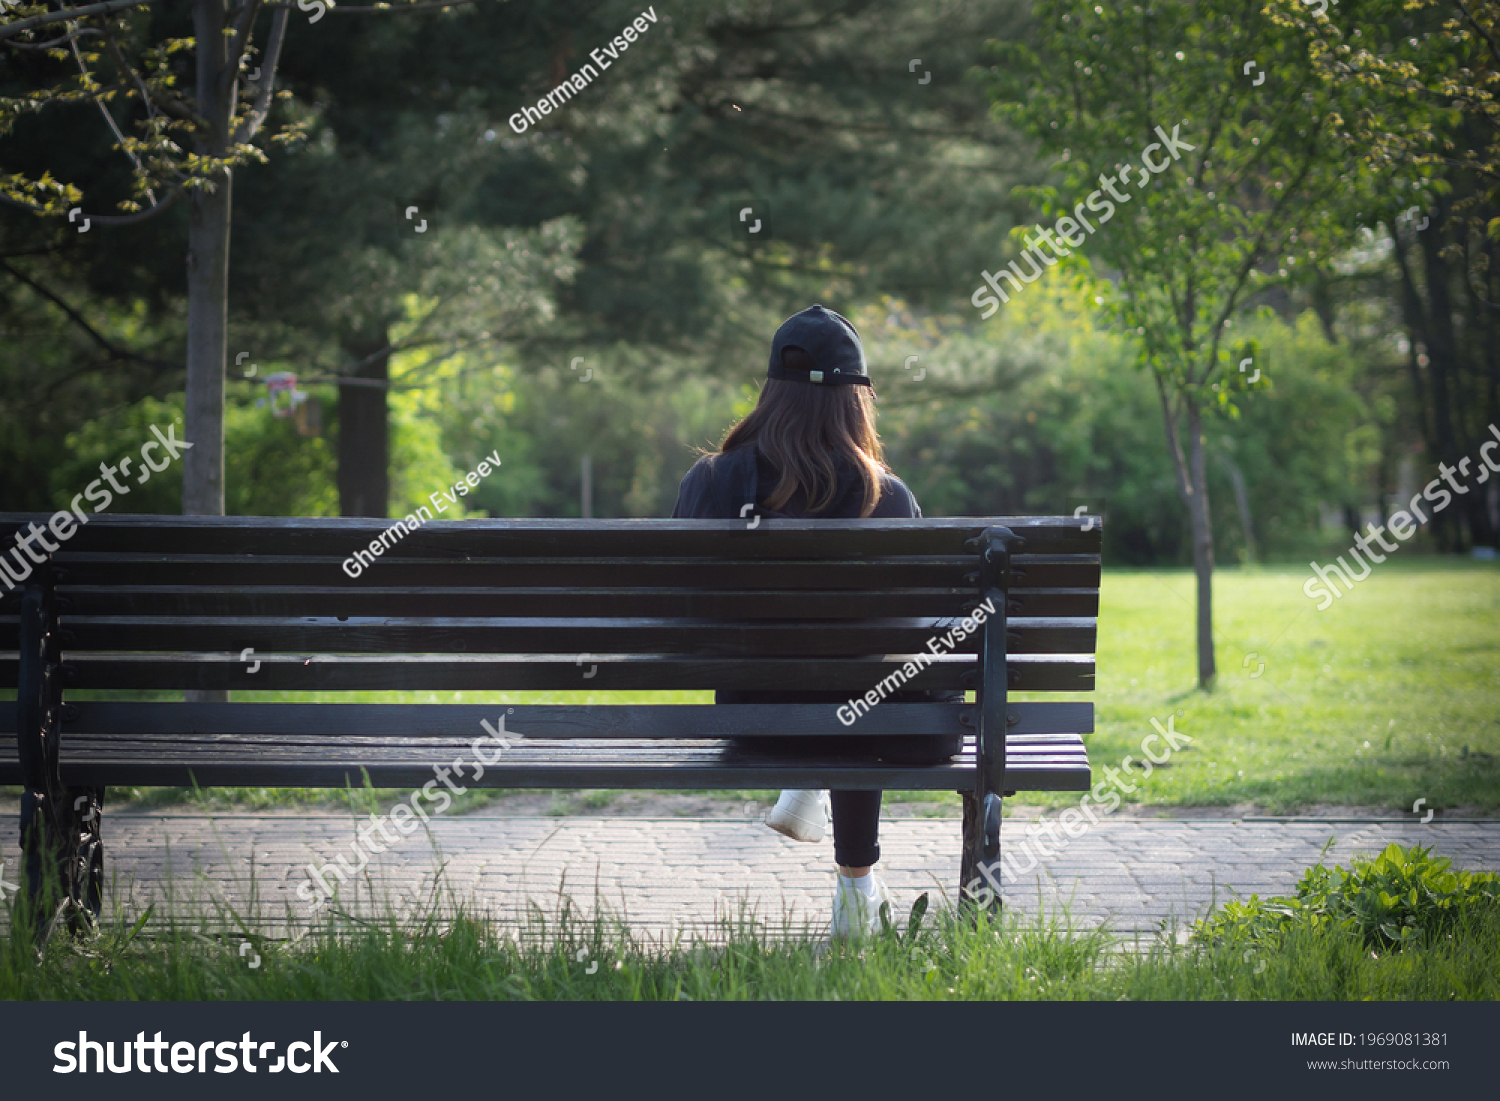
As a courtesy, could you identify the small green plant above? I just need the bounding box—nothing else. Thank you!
[1194,843,1500,953]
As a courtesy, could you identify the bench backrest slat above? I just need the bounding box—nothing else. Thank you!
[1,515,1099,557]
[44,552,1100,591]
[56,585,1097,620]
[12,615,1097,656]
[0,653,1096,692]
[0,514,1102,695]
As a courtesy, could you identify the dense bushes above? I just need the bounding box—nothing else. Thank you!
[1193,843,1500,953]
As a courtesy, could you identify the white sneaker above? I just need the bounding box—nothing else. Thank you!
[765,789,830,842]
[831,874,891,941]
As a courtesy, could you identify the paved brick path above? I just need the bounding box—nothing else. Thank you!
[5,813,1495,942]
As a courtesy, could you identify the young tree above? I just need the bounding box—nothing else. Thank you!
[984,0,1397,686]
[0,0,475,515]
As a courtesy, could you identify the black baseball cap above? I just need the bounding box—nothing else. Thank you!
[767,304,873,388]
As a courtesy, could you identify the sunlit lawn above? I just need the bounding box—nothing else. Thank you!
[10,561,1498,815]
[1070,560,1500,813]
[888,560,1498,814]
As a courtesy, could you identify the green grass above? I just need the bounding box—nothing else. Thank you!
[6,561,1497,815]
[4,873,1496,1001]
[1071,561,1500,813]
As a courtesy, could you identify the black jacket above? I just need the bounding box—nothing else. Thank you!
[669,444,959,764]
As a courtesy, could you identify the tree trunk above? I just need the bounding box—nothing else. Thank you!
[1468,233,1500,551]
[182,0,233,518]
[1343,503,1362,542]
[338,331,390,517]
[1388,219,1451,546]
[183,176,231,517]
[1375,441,1393,527]
[1186,405,1215,688]
[183,0,233,705]
[1221,451,1256,564]
[1417,204,1468,550]
[1155,377,1217,690]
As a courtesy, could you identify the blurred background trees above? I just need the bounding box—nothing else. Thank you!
[3,0,1497,573]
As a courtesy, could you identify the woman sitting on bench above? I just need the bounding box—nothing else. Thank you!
[672,304,960,939]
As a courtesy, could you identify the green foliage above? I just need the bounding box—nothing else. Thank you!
[0,0,1483,561]
[54,392,333,516]
[51,394,190,515]
[1273,0,1495,230]
[46,382,485,520]
[983,0,1387,397]
[386,387,470,519]
[976,0,1422,683]
[861,288,1375,563]
[1208,312,1378,562]
[224,400,339,518]
[1194,843,1500,952]
[0,0,303,218]
[383,278,1391,540]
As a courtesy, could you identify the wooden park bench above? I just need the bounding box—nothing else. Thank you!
[1,514,1099,924]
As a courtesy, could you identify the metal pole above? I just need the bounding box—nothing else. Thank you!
[581,453,592,519]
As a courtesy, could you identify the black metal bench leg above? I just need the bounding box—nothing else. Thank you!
[15,577,102,936]
[67,786,105,918]
[958,791,1002,920]
[958,523,1022,923]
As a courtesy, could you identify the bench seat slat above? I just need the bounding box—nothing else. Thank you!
[47,739,1091,766]
[0,736,1092,792]
[52,741,1088,765]
[0,701,1093,739]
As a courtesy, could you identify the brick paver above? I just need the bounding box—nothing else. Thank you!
[5,813,1495,942]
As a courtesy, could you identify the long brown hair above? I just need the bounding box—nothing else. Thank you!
[716,347,887,516]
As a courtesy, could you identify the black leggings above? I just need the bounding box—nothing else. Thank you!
[821,733,958,867]
[830,790,884,868]
[719,690,962,868]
